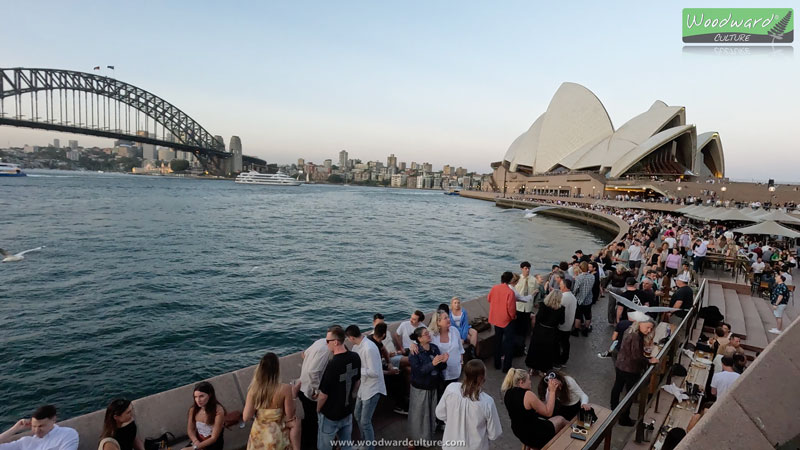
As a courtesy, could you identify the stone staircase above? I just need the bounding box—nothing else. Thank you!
[704,281,800,353]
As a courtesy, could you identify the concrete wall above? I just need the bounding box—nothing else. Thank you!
[493,198,629,243]
[0,301,490,450]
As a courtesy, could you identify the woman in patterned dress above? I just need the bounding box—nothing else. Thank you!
[244,353,297,450]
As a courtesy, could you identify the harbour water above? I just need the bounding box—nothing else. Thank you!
[0,170,610,428]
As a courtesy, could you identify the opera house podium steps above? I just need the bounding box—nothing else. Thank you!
[704,280,800,353]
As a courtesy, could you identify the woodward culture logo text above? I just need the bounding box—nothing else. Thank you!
[683,8,794,43]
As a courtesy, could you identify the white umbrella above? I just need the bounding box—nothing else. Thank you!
[717,208,758,222]
[755,210,800,224]
[731,220,800,238]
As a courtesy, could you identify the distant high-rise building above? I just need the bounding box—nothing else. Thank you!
[297,158,305,168]
[324,159,332,171]
[455,167,468,177]
[390,173,407,187]
[387,154,397,169]
[142,144,156,160]
[157,149,175,161]
[443,165,452,176]
[399,162,406,171]
[229,136,243,172]
[69,140,78,150]
[339,150,348,169]
[422,162,432,173]
[411,162,418,171]
[53,139,60,148]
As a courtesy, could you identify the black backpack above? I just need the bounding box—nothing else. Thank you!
[699,305,724,328]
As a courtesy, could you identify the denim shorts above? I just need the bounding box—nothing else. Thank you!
[774,303,787,318]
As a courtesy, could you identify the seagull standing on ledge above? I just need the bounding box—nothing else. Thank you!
[1,246,45,262]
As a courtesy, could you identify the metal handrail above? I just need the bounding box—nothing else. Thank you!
[583,279,707,449]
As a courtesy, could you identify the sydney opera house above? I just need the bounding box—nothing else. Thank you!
[491,82,728,199]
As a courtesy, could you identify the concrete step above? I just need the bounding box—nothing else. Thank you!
[707,283,726,317]
[723,288,747,339]
[737,293,769,352]
[751,294,780,344]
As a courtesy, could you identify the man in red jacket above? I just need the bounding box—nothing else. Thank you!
[488,271,517,372]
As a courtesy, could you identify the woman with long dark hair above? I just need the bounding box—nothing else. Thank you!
[184,382,225,450]
[243,352,296,450]
[99,399,144,450]
[536,371,591,420]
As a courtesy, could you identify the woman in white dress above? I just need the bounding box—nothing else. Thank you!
[435,360,502,450]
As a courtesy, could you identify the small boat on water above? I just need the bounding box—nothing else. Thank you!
[0,162,26,177]
[444,189,461,196]
[235,170,302,186]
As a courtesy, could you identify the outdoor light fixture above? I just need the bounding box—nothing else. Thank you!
[721,186,727,192]
[769,186,776,192]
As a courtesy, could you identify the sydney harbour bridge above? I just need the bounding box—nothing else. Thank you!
[0,67,244,175]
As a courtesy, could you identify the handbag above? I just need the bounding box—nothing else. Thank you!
[224,410,243,429]
[470,316,490,333]
[144,432,175,450]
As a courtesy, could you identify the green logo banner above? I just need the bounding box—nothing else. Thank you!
[683,8,794,43]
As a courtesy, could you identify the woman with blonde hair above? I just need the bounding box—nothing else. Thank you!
[435,360,502,450]
[429,310,464,390]
[502,368,569,449]
[449,297,478,349]
[525,290,565,373]
[243,352,297,450]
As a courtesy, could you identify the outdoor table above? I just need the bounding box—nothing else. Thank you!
[541,405,612,450]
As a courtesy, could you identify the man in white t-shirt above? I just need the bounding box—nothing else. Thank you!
[628,240,643,276]
[663,232,677,249]
[389,310,425,414]
[0,405,78,450]
[391,310,425,365]
[346,325,386,450]
[751,257,766,275]
[297,335,333,449]
[710,356,740,399]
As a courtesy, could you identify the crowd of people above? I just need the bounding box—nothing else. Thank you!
[3,203,795,450]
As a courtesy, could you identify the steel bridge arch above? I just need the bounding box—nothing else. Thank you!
[0,67,229,159]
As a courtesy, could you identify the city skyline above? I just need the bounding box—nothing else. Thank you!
[1,1,798,179]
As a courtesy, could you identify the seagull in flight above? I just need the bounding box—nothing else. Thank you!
[1,246,45,262]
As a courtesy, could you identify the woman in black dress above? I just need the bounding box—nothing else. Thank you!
[501,368,569,449]
[100,399,144,450]
[525,290,564,373]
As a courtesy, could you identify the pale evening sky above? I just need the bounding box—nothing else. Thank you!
[1,1,797,180]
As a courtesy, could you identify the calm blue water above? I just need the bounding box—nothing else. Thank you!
[0,170,610,427]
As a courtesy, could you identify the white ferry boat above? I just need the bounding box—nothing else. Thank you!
[0,162,26,177]
[234,170,301,186]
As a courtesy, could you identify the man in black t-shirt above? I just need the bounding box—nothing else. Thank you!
[668,274,694,323]
[616,277,647,324]
[317,325,361,450]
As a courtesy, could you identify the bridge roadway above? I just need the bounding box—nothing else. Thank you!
[1,195,636,450]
